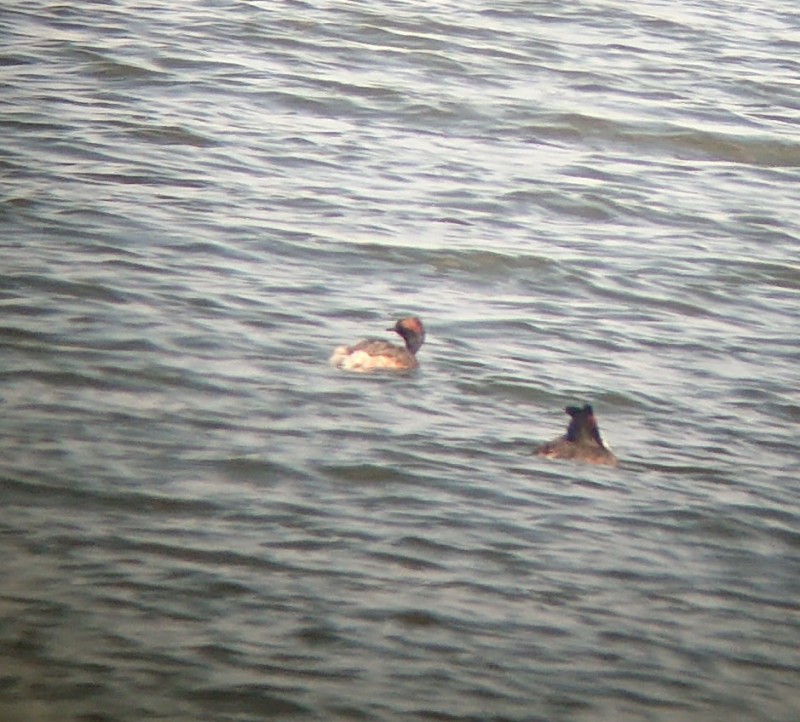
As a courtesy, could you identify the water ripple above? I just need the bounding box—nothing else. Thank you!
[2,0,800,720]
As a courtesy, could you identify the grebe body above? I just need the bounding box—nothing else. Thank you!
[536,404,617,467]
[330,317,425,372]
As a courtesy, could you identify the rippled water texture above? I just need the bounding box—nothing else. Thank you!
[2,1,800,720]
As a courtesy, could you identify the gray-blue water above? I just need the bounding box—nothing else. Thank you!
[2,1,800,720]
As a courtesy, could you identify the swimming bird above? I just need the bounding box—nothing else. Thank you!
[330,317,425,372]
[536,404,618,466]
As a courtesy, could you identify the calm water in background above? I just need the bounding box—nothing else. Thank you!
[2,1,800,720]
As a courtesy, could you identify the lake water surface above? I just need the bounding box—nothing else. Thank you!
[2,1,800,720]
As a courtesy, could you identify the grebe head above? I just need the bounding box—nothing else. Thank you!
[387,316,425,355]
[564,404,606,448]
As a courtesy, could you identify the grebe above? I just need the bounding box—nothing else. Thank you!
[536,404,618,466]
[330,317,425,372]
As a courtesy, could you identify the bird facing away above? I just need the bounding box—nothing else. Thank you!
[536,404,618,466]
[330,317,425,372]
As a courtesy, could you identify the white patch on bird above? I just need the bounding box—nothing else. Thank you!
[330,346,411,372]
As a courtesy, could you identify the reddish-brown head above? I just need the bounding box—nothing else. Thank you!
[387,316,425,355]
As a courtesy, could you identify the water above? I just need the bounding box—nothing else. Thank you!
[2,0,800,720]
